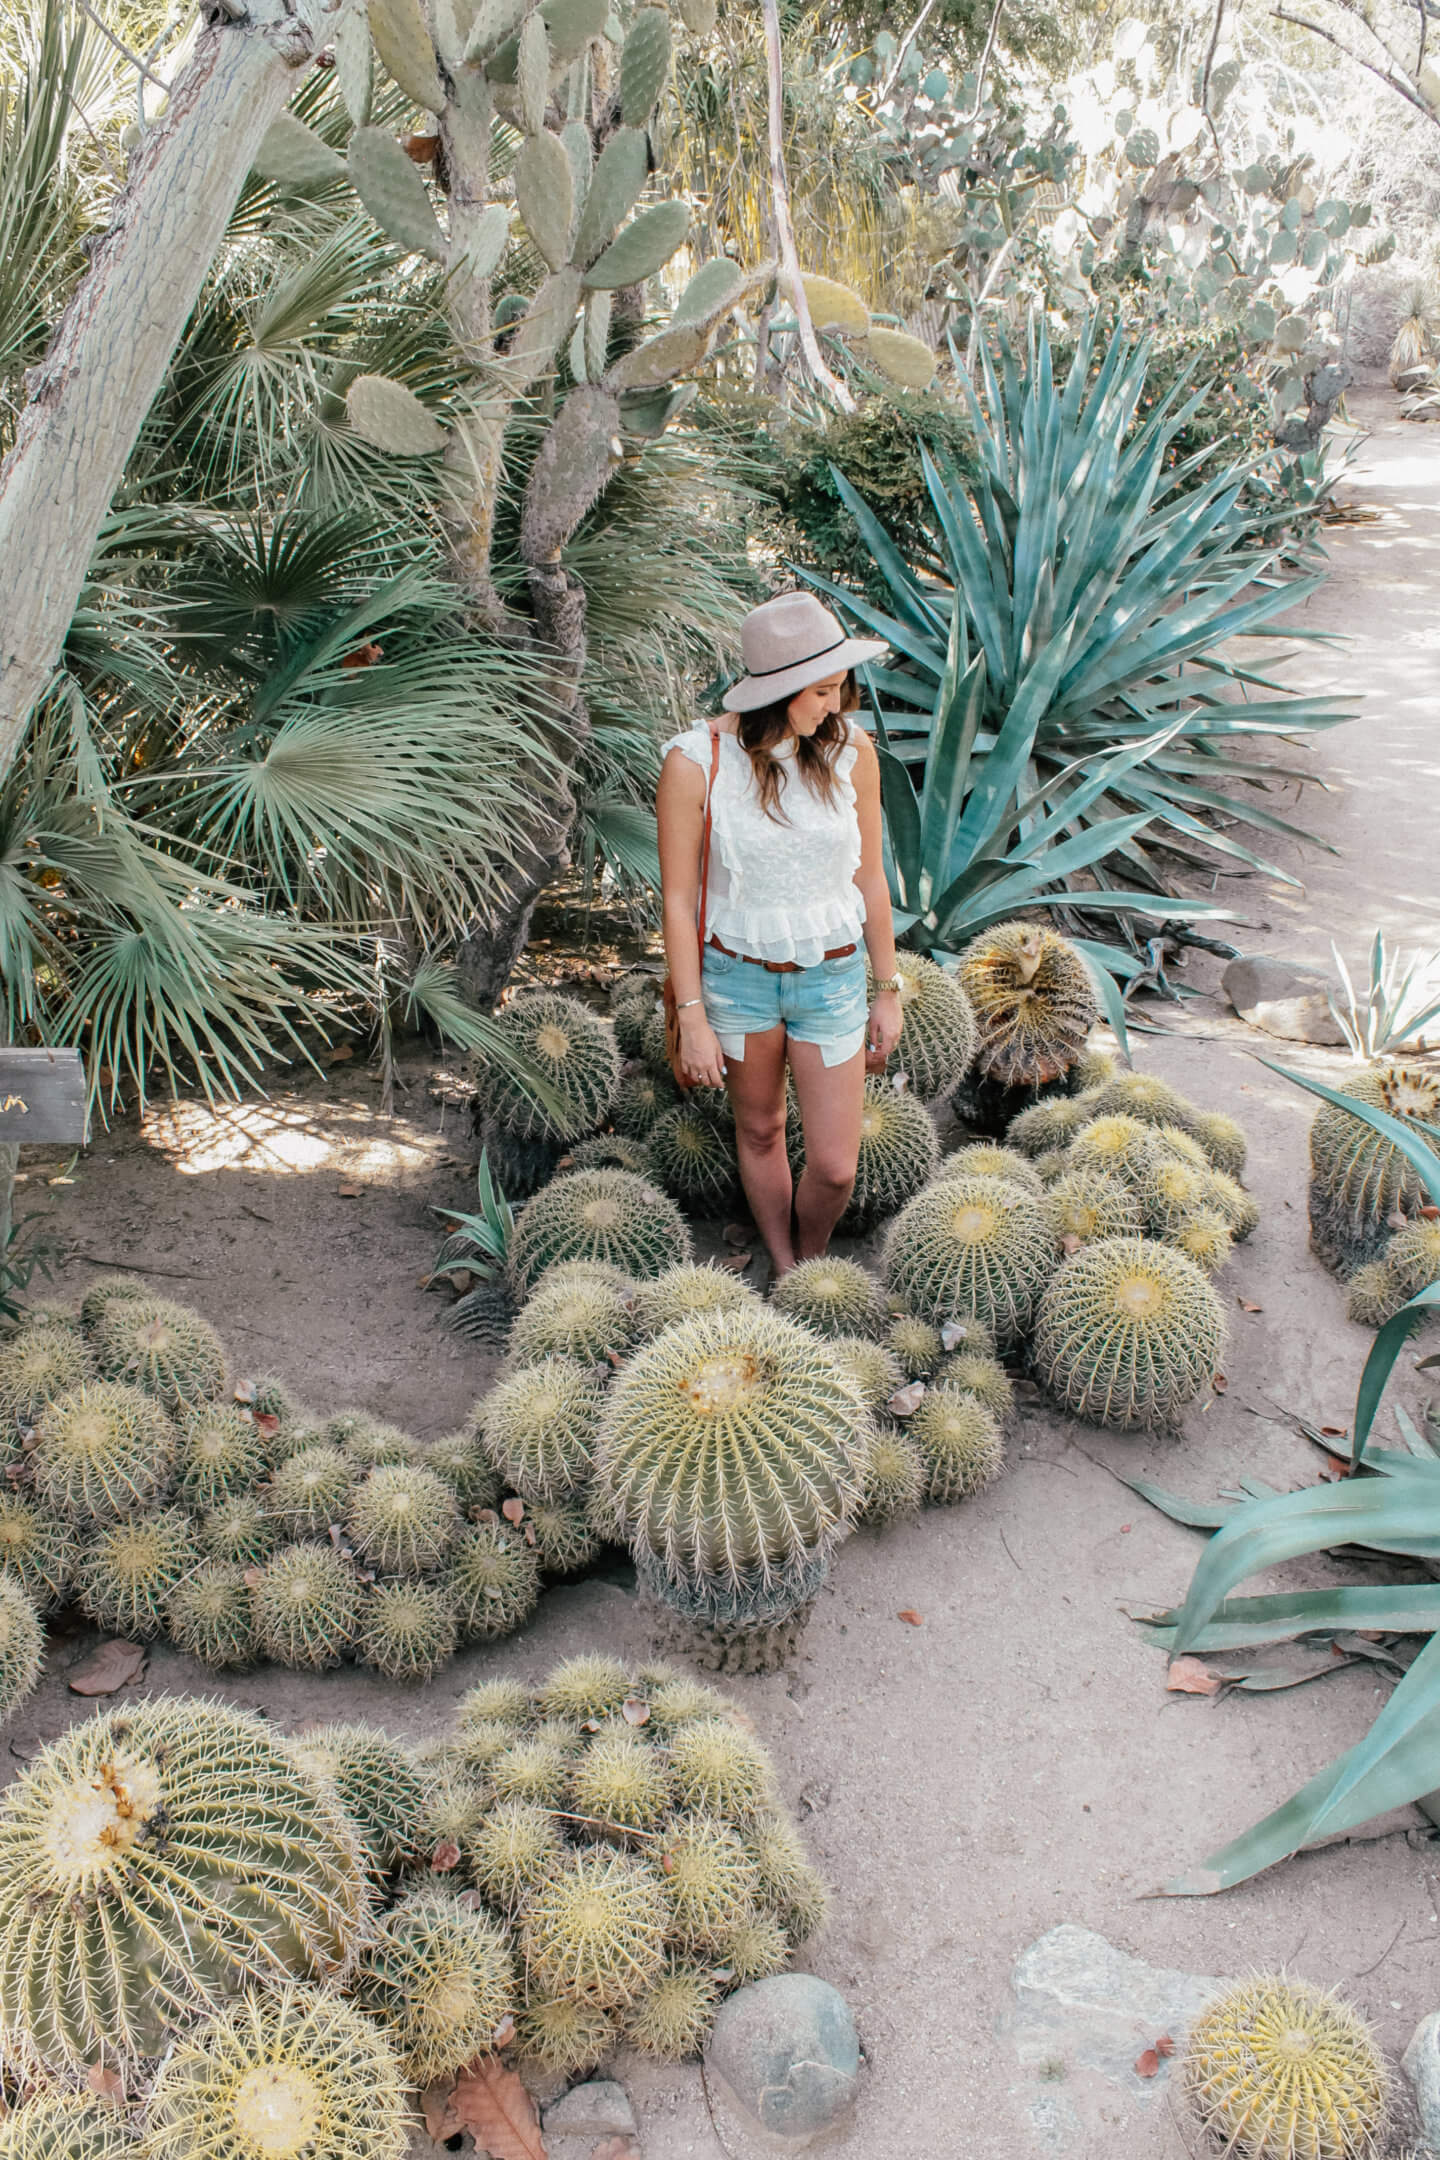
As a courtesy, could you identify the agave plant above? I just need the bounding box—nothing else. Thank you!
[801,314,1352,899]
[1329,929,1440,1060]
[1125,1068,1440,1893]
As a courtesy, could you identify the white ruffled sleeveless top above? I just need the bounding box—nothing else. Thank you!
[661,720,866,968]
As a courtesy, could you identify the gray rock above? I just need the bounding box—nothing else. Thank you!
[543,2079,636,2140]
[1008,1925,1228,2151]
[705,1974,860,2147]
[1402,2010,1440,2152]
[1221,954,1346,1045]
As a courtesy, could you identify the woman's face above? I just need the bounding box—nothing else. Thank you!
[786,672,847,737]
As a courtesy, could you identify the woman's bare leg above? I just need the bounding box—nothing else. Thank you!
[787,1038,865,1260]
[723,1024,795,1274]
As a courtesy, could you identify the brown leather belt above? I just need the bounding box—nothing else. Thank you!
[708,934,858,976]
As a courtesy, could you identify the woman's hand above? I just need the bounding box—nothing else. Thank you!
[679,1007,727,1089]
[867,989,903,1063]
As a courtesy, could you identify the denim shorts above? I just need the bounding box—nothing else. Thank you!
[701,946,868,1068]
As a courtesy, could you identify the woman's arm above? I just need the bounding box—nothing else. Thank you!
[850,730,904,1063]
[656,745,727,1089]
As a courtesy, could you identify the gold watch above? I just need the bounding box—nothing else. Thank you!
[872,976,902,994]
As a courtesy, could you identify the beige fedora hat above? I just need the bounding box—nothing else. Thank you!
[726,591,888,713]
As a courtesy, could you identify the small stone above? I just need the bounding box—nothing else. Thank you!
[1221,954,1346,1046]
[542,2081,636,2141]
[705,1974,860,2147]
[1402,2009,1440,2149]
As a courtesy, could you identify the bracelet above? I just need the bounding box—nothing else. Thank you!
[872,976,903,995]
[675,997,703,1011]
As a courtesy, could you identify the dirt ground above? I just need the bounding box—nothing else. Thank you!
[11,380,1440,2159]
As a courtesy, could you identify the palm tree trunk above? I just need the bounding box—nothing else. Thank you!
[0,0,348,779]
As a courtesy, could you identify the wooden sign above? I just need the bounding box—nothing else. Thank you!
[0,1049,88,1145]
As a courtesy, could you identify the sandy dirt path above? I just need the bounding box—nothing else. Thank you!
[11,384,1439,2160]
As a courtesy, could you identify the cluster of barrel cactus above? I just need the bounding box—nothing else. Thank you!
[455,1220,1031,1667]
[0,1667,823,2126]
[0,1280,597,1682]
[871,1060,1251,1432]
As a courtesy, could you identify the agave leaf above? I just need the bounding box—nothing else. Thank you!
[1137,1583,1440,1652]
[1169,1475,1440,1657]
[1165,1630,1440,1894]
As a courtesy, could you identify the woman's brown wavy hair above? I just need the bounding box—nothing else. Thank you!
[737,671,860,823]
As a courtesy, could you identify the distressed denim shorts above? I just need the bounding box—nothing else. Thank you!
[701,946,868,1068]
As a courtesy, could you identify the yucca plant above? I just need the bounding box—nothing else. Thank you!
[801,314,1351,903]
[1126,1066,1440,1894]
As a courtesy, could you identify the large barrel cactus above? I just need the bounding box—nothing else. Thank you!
[1033,1236,1225,1430]
[145,1984,409,2160]
[876,954,977,1102]
[507,1170,693,1296]
[882,1175,1056,1345]
[0,1700,370,2068]
[957,922,1096,1088]
[475,991,620,1145]
[1308,1061,1440,1272]
[595,1309,868,1663]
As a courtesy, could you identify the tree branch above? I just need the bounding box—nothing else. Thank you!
[1199,0,1226,108]
[73,0,171,93]
[879,0,940,104]
[1272,4,1438,119]
[760,0,856,413]
[0,0,350,773]
[963,0,1005,120]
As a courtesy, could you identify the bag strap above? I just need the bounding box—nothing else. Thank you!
[695,723,720,967]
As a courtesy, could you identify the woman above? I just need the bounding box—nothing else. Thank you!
[656,590,905,1276]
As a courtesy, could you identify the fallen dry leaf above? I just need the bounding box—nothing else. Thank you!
[86,2065,124,2102]
[69,1641,146,1696]
[1211,1372,1228,1393]
[431,1841,461,1872]
[232,1380,256,1404]
[1319,1453,1350,1482]
[1237,1299,1263,1314]
[242,1566,264,1588]
[1166,1656,1222,1697]
[886,1380,927,1418]
[421,2081,459,2141]
[1320,1424,1347,1439]
[1155,2035,1175,2058]
[450,2056,546,2160]
[253,1412,280,1442]
[621,1696,650,1727]
[897,1609,924,1626]
[719,1252,753,1272]
[1421,1205,1440,1221]
[323,1042,354,1064]
[1134,2048,1160,2080]
[493,2013,516,2049]
[339,644,384,671]
[722,1222,751,1248]
[501,1497,526,1527]
[337,1183,361,1198]
[940,1318,987,1352]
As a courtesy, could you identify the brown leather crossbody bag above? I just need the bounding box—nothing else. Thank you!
[662,723,721,1089]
